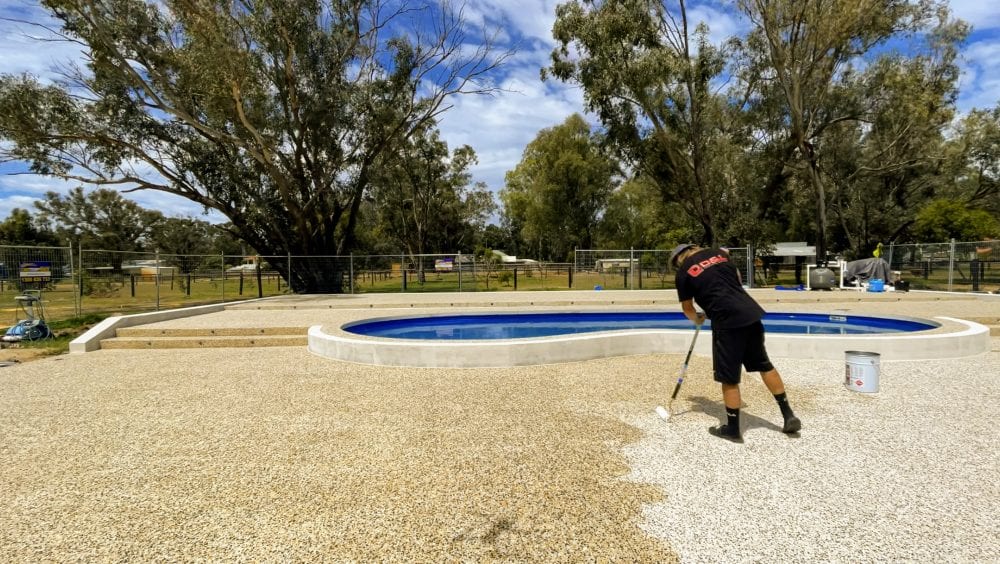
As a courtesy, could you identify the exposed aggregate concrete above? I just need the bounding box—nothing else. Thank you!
[1,290,998,561]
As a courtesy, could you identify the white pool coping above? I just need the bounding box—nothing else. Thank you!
[308,313,991,368]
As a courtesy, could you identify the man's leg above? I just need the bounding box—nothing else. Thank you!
[760,368,801,433]
[722,382,741,409]
[709,328,745,442]
[709,383,744,442]
[760,368,785,395]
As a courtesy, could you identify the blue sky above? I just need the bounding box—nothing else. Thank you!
[1,0,998,223]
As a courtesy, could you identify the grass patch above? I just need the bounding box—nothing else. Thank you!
[1,313,107,358]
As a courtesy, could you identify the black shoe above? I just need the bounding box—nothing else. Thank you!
[708,425,744,443]
[782,415,802,434]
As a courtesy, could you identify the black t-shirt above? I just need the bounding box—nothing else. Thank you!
[675,248,764,329]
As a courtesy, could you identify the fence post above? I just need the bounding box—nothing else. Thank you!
[78,241,84,307]
[401,254,405,292]
[69,244,77,317]
[287,252,292,294]
[948,238,955,292]
[458,252,463,292]
[747,244,754,289]
[629,247,635,290]
[349,254,354,294]
[155,251,160,311]
[256,257,263,298]
[221,253,225,303]
[514,267,518,290]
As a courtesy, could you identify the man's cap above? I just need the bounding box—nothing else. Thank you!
[670,243,696,268]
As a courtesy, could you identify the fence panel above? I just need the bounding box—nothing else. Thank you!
[3,239,996,327]
[574,247,751,290]
[0,245,75,323]
[351,254,400,293]
[79,249,161,316]
[889,240,1000,292]
[220,255,289,299]
[573,249,641,290]
[398,254,466,293]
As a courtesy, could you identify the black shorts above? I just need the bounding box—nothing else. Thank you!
[711,321,774,384]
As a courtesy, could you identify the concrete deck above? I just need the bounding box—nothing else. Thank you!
[4,288,999,561]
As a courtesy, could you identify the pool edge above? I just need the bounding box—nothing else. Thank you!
[307,316,990,368]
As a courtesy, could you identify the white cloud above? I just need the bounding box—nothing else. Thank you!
[948,0,1000,30]
[958,38,1000,111]
[687,2,750,46]
[0,2,86,80]
[436,59,585,192]
[461,0,561,45]
[0,193,41,220]
[0,168,226,222]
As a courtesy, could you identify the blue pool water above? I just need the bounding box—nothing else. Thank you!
[344,312,939,340]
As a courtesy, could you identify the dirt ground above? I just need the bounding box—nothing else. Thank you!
[0,345,55,365]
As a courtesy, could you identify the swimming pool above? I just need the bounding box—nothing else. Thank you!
[343,312,938,340]
[309,308,988,367]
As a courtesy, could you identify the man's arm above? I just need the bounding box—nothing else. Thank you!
[680,299,706,326]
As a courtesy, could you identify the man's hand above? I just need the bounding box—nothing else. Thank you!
[695,312,707,326]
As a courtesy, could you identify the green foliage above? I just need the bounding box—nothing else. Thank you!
[369,126,496,258]
[940,106,1000,215]
[821,18,967,257]
[0,0,507,292]
[912,200,1000,242]
[152,217,223,273]
[733,0,951,262]
[34,187,163,250]
[0,208,60,246]
[548,1,738,245]
[597,175,695,249]
[501,114,616,261]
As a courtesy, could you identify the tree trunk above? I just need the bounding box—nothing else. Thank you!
[807,159,829,266]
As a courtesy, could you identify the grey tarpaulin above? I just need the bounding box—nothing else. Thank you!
[844,257,892,285]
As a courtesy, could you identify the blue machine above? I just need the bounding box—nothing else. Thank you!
[2,290,51,343]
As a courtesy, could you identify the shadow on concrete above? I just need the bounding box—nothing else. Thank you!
[683,395,800,437]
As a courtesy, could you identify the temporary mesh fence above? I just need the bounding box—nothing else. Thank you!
[0,245,75,322]
[888,240,1000,292]
[2,239,995,325]
[572,247,752,290]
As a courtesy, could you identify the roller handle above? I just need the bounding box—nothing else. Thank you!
[669,324,701,400]
[669,379,684,400]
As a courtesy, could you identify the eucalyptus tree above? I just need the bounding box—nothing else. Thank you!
[368,125,495,274]
[0,208,60,246]
[821,20,966,257]
[151,216,227,275]
[941,104,1000,215]
[34,187,163,252]
[735,0,950,263]
[500,114,617,261]
[596,175,691,249]
[547,0,738,246]
[0,0,508,292]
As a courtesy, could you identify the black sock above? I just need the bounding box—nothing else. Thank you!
[725,407,740,434]
[774,392,794,419]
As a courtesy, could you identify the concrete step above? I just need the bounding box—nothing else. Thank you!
[100,334,307,349]
[116,326,307,338]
